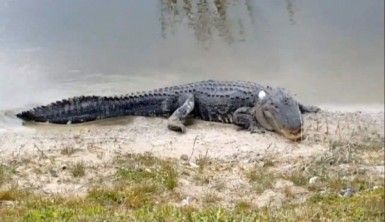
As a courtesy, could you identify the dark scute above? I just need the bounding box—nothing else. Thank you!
[50,119,69,124]
[16,111,35,121]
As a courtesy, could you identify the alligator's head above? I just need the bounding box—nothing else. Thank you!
[253,89,303,140]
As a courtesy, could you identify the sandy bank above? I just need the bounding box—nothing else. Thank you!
[0,110,383,203]
[0,110,383,159]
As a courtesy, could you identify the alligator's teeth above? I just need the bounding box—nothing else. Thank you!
[218,115,223,122]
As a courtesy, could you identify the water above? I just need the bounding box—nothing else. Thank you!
[0,0,383,131]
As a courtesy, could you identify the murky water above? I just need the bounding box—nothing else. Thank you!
[0,0,383,131]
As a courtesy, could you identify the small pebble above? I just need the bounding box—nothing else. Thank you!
[180,196,193,207]
[189,162,199,168]
[309,176,319,185]
[339,187,355,197]
[373,186,380,190]
[0,201,16,207]
[180,154,189,161]
[50,169,58,177]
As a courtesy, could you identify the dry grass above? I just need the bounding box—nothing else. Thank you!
[245,167,276,194]
[0,165,8,186]
[203,192,221,204]
[0,165,14,186]
[71,162,86,178]
[195,151,211,172]
[60,147,77,156]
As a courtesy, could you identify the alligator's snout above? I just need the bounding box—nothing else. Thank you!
[290,128,301,135]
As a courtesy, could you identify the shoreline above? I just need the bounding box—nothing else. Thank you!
[0,103,383,134]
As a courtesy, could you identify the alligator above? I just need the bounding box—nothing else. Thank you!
[16,80,319,140]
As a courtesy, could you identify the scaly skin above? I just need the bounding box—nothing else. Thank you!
[16,80,319,139]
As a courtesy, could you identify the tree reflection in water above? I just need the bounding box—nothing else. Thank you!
[159,0,295,47]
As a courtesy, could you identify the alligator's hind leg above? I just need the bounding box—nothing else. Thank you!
[167,94,195,133]
[233,107,265,134]
[299,103,320,113]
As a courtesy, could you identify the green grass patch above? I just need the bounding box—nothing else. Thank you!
[303,188,385,221]
[245,167,276,194]
[1,150,383,221]
[0,164,14,186]
[235,201,252,212]
[0,187,29,201]
[115,153,177,190]
[0,185,383,221]
[87,183,157,209]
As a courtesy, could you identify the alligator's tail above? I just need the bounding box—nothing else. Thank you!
[16,94,176,124]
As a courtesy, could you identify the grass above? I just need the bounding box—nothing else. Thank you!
[192,173,211,185]
[87,183,158,209]
[0,187,383,221]
[0,164,15,186]
[304,188,384,221]
[245,167,276,194]
[195,153,210,172]
[235,201,252,212]
[263,159,275,168]
[0,165,8,185]
[60,147,77,156]
[0,186,29,201]
[71,162,85,178]
[282,186,296,199]
[115,153,178,190]
[238,137,384,201]
[202,192,221,204]
[283,169,308,187]
[86,153,180,209]
[0,134,383,221]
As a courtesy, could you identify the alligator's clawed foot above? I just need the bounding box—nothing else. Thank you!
[167,120,186,133]
[167,93,194,133]
[249,126,265,134]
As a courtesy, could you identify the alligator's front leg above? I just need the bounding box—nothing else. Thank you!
[233,107,265,134]
[299,103,320,113]
[167,94,195,133]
